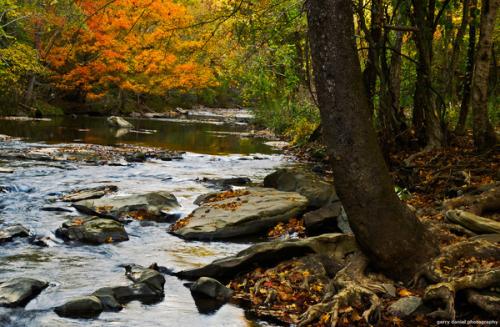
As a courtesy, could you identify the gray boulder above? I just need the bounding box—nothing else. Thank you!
[55,217,129,244]
[107,116,133,129]
[264,168,338,208]
[0,225,30,244]
[73,191,179,222]
[170,187,308,240]
[177,233,357,281]
[190,277,233,301]
[0,277,48,307]
[54,296,103,319]
[123,264,165,292]
[388,296,423,317]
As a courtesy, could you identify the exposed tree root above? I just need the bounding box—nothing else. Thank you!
[446,209,500,234]
[444,183,500,216]
[416,239,500,319]
[298,253,386,326]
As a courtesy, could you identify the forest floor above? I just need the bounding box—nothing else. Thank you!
[228,132,499,326]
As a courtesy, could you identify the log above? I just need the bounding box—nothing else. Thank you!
[445,209,500,234]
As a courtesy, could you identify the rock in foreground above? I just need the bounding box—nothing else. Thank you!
[0,277,48,307]
[177,233,357,281]
[62,185,118,202]
[55,264,164,319]
[55,217,129,244]
[73,191,179,221]
[190,277,233,301]
[170,187,308,240]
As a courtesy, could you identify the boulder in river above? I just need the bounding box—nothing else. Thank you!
[199,177,252,189]
[190,277,233,302]
[54,296,103,319]
[107,116,133,129]
[177,233,357,281]
[0,277,48,307]
[263,168,338,208]
[55,217,129,244]
[62,185,118,202]
[170,187,308,240]
[0,225,30,244]
[72,191,179,222]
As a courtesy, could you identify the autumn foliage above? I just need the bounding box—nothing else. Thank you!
[45,0,216,102]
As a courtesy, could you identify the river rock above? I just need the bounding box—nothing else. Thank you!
[0,167,14,174]
[123,264,165,292]
[387,296,423,317]
[177,233,357,281]
[200,177,252,189]
[62,185,118,202]
[0,225,30,244]
[107,116,133,129]
[0,277,48,307]
[55,217,129,244]
[190,277,233,301]
[73,191,179,221]
[170,187,308,240]
[54,296,103,319]
[303,202,343,233]
[263,168,338,208]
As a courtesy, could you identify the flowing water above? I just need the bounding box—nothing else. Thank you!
[0,115,290,326]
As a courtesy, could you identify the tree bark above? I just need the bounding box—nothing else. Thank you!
[412,0,444,148]
[446,0,469,104]
[456,0,478,134]
[306,0,438,280]
[471,0,498,150]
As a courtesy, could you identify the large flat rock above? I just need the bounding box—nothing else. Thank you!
[55,217,129,244]
[170,187,308,240]
[177,233,357,281]
[73,191,179,221]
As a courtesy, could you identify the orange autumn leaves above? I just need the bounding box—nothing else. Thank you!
[46,0,216,101]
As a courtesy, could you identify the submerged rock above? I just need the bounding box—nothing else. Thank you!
[177,233,357,281]
[0,225,30,244]
[55,217,129,244]
[0,277,48,307]
[107,116,133,129]
[54,296,103,319]
[190,277,233,302]
[73,191,179,222]
[62,185,118,202]
[264,168,338,208]
[170,187,308,240]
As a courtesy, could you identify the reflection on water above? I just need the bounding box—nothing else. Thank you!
[0,116,274,155]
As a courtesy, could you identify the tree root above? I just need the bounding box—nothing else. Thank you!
[445,209,500,234]
[298,253,384,326]
[416,239,500,319]
[444,183,500,216]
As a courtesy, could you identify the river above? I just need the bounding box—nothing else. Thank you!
[0,115,290,326]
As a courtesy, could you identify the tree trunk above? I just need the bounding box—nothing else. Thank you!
[447,0,469,104]
[306,0,438,280]
[362,0,382,112]
[412,0,444,148]
[456,0,478,134]
[471,0,498,150]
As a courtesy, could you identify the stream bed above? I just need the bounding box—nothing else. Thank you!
[0,115,291,326]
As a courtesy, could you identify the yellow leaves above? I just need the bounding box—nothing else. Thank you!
[398,289,413,297]
[105,236,113,243]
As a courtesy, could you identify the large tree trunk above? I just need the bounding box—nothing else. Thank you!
[471,0,498,150]
[306,0,438,280]
[412,0,444,148]
[456,0,479,135]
